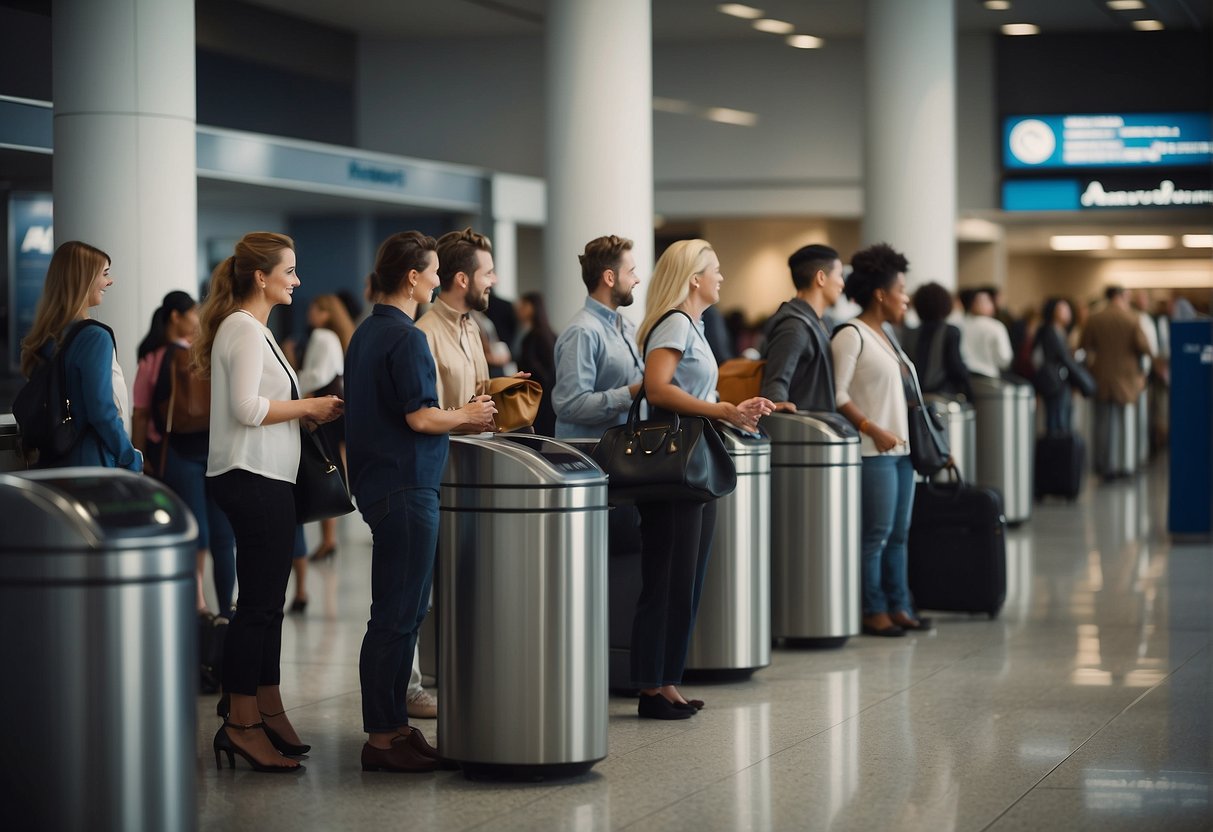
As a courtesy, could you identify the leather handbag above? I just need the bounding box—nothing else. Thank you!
[716,358,766,405]
[485,376,543,432]
[884,323,951,478]
[592,389,737,504]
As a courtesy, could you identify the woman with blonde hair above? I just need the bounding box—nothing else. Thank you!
[19,240,141,471]
[195,232,343,773]
[631,239,774,719]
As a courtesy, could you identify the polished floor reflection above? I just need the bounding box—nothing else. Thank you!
[197,458,1212,831]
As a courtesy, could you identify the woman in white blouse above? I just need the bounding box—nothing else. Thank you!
[193,232,343,773]
[831,243,931,638]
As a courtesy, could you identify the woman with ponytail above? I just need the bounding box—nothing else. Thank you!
[132,290,236,618]
[195,232,343,773]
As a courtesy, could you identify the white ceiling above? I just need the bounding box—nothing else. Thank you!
[237,0,1210,40]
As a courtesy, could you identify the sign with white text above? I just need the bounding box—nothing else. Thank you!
[1003,113,1212,170]
[7,193,54,372]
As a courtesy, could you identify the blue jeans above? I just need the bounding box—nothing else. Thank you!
[162,444,236,611]
[359,488,440,733]
[859,455,915,616]
[1044,391,1072,436]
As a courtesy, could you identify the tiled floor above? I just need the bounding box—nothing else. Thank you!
[197,457,1212,831]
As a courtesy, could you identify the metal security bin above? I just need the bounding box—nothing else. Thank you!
[685,426,771,678]
[925,395,976,483]
[0,468,197,832]
[439,435,608,780]
[972,377,1035,525]
[1093,399,1139,478]
[765,412,861,647]
[1,414,23,471]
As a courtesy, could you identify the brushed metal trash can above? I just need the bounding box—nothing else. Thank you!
[972,377,1035,525]
[685,426,771,679]
[925,395,976,483]
[0,469,198,831]
[1,414,23,472]
[1093,398,1139,478]
[765,412,861,647]
[439,435,608,780]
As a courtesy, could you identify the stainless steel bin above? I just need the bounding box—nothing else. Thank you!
[765,412,861,647]
[925,395,976,483]
[1093,398,1139,478]
[0,468,198,832]
[972,377,1035,525]
[685,426,771,678]
[1,414,23,472]
[439,435,608,780]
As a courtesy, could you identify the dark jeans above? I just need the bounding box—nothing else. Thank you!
[359,488,440,733]
[1043,391,1073,436]
[212,469,297,696]
[859,455,915,616]
[631,499,718,688]
[162,445,236,611]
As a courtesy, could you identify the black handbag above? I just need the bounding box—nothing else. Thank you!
[884,323,951,477]
[592,389,737,504]
[265,337,354,523]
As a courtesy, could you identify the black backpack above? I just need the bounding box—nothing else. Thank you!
[12,319,116,464]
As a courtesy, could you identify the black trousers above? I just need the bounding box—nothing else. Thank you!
[212,469,297,696]
[630,499,717,688]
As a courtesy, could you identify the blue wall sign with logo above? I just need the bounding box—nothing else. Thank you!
[1003,171,1213,212]
[1003,113,1212,170]
[7,193,54,373]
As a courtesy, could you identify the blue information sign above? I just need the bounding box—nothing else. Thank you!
[7,193,54,373]
[1003,113,1212,170]
[1002,172,1213,212]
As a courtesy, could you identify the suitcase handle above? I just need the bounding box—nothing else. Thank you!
[920,462,966,497]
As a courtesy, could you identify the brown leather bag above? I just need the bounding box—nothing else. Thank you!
[158,345,211,435]
[485,377,543,432]
[716,358,766,405]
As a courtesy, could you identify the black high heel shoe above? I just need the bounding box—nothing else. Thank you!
[213,722,304,773]
[261,711,311,756]
[289,597,308,614]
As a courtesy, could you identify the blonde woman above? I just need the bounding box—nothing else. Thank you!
[19,241,141,471]
[194,232,343,773]
[631,239,774,719]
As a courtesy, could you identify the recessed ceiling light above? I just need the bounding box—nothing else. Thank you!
[1050,235,1110,251]
[786,34,824,49]
[704,107,759,127]
[1182,234,1213,247]
[718,3,764,19]
[984,0,1011,10]
[1132,19,1165,30]
[1113,235,1174,250]
[1107,0,1145,10]
[752,18,795,35]
[652,97,695,115]
[1001,23,1040,35]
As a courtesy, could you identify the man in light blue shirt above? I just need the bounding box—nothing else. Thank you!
[553,235,645,438]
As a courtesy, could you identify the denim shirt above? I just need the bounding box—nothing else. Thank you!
[553,297,644,438]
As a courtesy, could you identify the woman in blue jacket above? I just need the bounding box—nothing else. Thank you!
[20,240,142,471]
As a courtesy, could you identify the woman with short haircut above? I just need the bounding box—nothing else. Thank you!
[632,239,774,720]
[831,243,930,638]
[909,282,973,402]
[133,290,235,616]
[20,240,141,471]
[195,232,343,773]
[346,231,496,772]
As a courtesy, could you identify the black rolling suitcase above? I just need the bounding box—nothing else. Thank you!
[907,476,1007,618]
[1035,433,1085,500]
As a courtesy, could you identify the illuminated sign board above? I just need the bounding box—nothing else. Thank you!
[1002,173,1213,211]
[1003,113,1212,169]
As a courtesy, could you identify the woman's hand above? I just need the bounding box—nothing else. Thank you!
[308,395,344,424]
[869,425,903,453]
[773,401,798,413]
[717,397,774,432]
[460,394,498,433]
[737,396,776,422]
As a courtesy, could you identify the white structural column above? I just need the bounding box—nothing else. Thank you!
[863,0,957,290]
[53,0,197,377]
[545,0,653,328]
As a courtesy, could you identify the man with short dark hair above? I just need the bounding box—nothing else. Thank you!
[552,235,645,438]
[760,243,845,412]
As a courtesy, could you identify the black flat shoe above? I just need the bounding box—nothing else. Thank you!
[861,623,906,637]
[684,698,705,710]
[638,693,693,720]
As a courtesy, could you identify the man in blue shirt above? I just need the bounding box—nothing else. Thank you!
[553,235,645,438]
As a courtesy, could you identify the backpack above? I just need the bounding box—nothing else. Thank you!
[151,343,211,468]
[12,319,115,465]
[716,358,766,405]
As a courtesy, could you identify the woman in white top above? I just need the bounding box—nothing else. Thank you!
[193,232,343,773]
[831,243,931,638]
[632,239,773,720]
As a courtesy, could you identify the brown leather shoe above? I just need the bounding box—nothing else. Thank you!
[400,726,460,771]
[361,735,437,773]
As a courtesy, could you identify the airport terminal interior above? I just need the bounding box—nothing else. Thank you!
[1,0,1211,830]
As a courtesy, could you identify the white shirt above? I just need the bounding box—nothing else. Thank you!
[207,310,301,483]
[960,314,1013,378]
[832,320,910,458]
[296,327,344,395]
[111,353,130,434]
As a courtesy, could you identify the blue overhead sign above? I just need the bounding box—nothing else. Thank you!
[1003,113,1213,170]
[1003,174,1213,212]
[7,193,54,372]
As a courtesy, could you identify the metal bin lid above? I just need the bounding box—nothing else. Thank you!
[441,434,608,512]
[972,375,1033,400]
[923,394,976,415]
[716,424,770,475]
